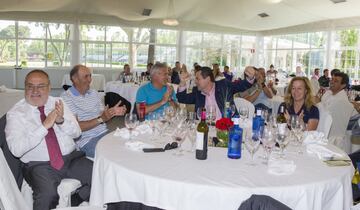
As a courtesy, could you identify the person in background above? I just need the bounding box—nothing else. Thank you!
[171,61,181,84]
[136,62,178,117]
[116,64,133,81]
[223,65,234,82]
[311,68,320,80]
[266,64,278,77]
[5,70,93,209]
[61,65,127,158]
[181,64,188,74]
[212,63,225,81]
[280,76,319,131]
[141,62,153,79]
[295,66,306,77]
[177,66,255,120]
[318,68,330,88]
[245,67,275,113]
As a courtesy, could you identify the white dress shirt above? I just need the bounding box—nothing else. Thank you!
[5,96,81,163]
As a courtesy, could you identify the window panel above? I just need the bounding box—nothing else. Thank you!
[0,40,16,67]
[241,36,256,49]
[186,47,202,67]
[274,50,292,72]
[80,25,105,41]
[18,21,45,39]
[106,26,129,42]
[276,35,293,49]
[224,35,241,49]
[46,41,71,67]
[184,31,202,46]
[293,33,310,49]
[155,46,176,65]
[18,39,45,67]
[81,43,105,67]
[156,29,177,45]
[203,33,221,48]
[135,44,149,67]
[111,43,129,68]
[0,20,16,38]
[264,37,276,50]
[133,28,150,43]
[203,48,222,66]
[45,23,72,40]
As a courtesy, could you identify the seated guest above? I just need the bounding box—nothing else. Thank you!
[245,67,274,113]
[61,65,127,158]
[279,77,319,130]
[136,62,178,117]
[5,70,93,209]
[177,66,255,120]
[171,61,181,84]
[212,63,225,81]
[311,68,320,80]
[223,65,234,82]
[318,69,330,88]
[295,66,306,77]
[266,64,278,77]
[116,64,133,81]
[141,62,153,79]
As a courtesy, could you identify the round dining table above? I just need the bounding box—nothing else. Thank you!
[90,131,354,210]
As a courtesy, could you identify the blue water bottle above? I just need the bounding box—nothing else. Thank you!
[228,118,243,159]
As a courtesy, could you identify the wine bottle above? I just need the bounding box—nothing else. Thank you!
[196,107,208,160]
[277,105,287,134]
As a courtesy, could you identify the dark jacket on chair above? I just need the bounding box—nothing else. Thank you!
[238,194,292,210]
[176,79,252,116]
[0,114,23,189]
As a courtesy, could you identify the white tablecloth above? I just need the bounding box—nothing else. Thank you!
[0,88,24,117]
[61,74,106,91]
[105,81,140,112]
[90,132,354,210]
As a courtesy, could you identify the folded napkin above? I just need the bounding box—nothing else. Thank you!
[303,131,328,145]
[0,85,6,92]
[135,124,153,135]
[267,159,296,176]
[306,144,344,161]
[125,141,154,151]
[113,127,140,139]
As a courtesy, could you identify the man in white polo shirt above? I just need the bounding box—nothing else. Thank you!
[61,65,127,158]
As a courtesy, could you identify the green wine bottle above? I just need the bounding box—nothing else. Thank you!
[196,107,208,160]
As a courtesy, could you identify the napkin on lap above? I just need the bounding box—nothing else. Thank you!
[113,127,139,139]
[306,144,344,160]
[303,131,328,145]
[125,141,154,151]
[267,159,296,176]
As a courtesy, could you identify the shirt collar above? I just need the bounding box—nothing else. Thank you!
[69,86,90,96]
[201,83,215,96]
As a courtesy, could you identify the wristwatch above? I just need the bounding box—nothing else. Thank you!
[96,117,104,124]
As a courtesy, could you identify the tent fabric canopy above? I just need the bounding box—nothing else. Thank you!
[0,0,360,34]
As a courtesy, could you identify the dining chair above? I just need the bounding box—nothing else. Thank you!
[316,104,333,139]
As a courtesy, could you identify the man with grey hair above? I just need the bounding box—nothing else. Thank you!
[135,62,178,118]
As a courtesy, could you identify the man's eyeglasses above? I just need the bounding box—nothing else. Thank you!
[25,84,49,91]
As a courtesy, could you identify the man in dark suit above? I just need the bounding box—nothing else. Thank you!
[176,66,255,119]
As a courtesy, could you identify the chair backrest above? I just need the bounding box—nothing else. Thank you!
[316,104,333,139]
[238,194,291,210]
[91,74,106,91]
[0,149,30,210]
[310,78,320,96]
[234,97,255,119]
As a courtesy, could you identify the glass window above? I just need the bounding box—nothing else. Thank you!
[276,35,293,49]
[155,46,176,65]
[45,23,72,40]
[221,48,240,69]
[186,47,202,67]
[110,43,129,68]
[203,33,221,48]
[0,20,16,38]
[224,35,241,49]
[293,33,310,49]
[135,44,149,67]
[203,48,222,66]
[46,41,71,67]
[106,26,129,42]
[274,50,292,72]
[0,40,16,67]
[18,21,45,39]
[310,32,326,49]
[156,29,177,45]
[80,25,105,41]
[242,35,256,49]
[133,28,150,43]
[81,43,105,67]
[264,37,276,50]
[18,39,45,67]
[184,31,202,46]
[334,29,359,47]
[240,50,254,69]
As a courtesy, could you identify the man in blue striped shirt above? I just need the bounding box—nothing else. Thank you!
[61,65,126,158]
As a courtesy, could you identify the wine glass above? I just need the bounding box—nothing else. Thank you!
[124,113,138,140]
[165,106,176,123]
[275,126,289,158]
[259,127,275,164]
[196,107,203,120]
[244,131,261,166]
[292,120,305,154]
[206,105,216,126]
[172,125,188,156]
[147,112,157,140]
[239,106,249,122]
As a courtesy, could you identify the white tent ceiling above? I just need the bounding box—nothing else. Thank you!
[0,0,360,34]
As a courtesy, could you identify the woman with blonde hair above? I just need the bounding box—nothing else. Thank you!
[279,76,319,130]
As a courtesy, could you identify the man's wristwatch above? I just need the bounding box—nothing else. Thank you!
[55,118,64,125]
[96,116,104,124]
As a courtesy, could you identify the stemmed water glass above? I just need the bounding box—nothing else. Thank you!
[239,106,249,122]
[244,130,261,166]
[275,126,289,158]
[147,112,157,140]
[206,105,216,126]
[172,123,188,156]
[259,126,276,164]
[124,113,138,140]
[291,116,305,154]
[165,106,176,123]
